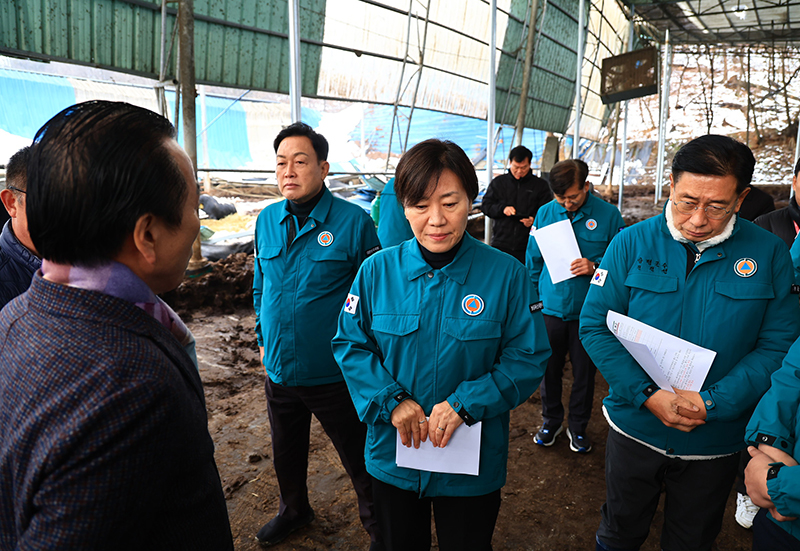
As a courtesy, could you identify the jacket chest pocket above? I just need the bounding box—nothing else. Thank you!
[372,314,420,371]
[257,245,282,261]
[373,314,420,337]
[255,245,283,287]
[305,247,352,282]
[578,231,611,257]
[711,281,773,320]
[624,272,678,293]
[443,317,502,341]
[624,273,678,319]
[442,318,503,375]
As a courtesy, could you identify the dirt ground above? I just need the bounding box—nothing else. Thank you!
[165,185,790,550]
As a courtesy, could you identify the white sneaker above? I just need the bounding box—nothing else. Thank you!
[735,492,759,529]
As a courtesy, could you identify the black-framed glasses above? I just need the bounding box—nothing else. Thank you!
[7,186,26,194]
[673,200,732,220]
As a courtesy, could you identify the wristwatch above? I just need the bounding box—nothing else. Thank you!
[592,261,600,271]
[767,462,785,480]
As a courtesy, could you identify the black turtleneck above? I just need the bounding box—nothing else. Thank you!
[287,186,325,228]
[417,236,465,270]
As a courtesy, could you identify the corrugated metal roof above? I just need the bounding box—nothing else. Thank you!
[1,0,169,77]
[193,0,324,94]
[496,0,630,141]
[631,0,800,44]
[0,0,630,145]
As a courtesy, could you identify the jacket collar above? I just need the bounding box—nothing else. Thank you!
[552,191,597,221]
[660,200,739,252]
[27,272,205,405]
[404,234,476,285]
[280,186,333,224]
[0,220,41,272]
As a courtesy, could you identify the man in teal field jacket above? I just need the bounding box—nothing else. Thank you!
[580,135,800,551]
[526,159,625,453]
[252,122,382,549]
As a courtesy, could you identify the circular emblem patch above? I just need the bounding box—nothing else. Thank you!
[585,219,597,230]
[461,294,485,316]
[317,231,334,247]
[734,258,757,277]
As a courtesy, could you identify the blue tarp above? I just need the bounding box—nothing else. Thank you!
[0,69,76,139]
[350,104,548,169]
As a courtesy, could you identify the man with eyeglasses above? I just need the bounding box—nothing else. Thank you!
[0,145,41,309]
[580,134,800,551]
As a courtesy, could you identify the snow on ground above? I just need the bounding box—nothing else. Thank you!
[617,49,798,185]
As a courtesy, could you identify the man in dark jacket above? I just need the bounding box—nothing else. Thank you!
[0,101,233,551]
[0,146,41,309]
[739,184,775,222]
[480,145,552,263]
[754,158,800,248]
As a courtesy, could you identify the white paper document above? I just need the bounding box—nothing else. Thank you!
[396,421,482,476]
[606,310,716,392]
[531,219,582,284]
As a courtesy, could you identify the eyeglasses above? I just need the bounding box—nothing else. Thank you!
[673,200,732,220]
[7,186,25,194]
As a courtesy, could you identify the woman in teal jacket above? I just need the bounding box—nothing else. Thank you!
[332,139,549,551]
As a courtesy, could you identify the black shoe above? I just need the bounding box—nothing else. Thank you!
[534,424,563,446]
[567,428,592,453]
[256,509,315,546]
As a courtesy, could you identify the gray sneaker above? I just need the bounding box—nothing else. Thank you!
[534,424,563,446]
[567,428,592,453]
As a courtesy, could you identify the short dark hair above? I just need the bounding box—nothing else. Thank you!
[509,145,532,164]
[273,122,329,161]
[394,139,479,207]
[6,145,32,193]
[671,135,754,193]
[794,156,800,178]
[27,101,188,265]
[548,159,588,196]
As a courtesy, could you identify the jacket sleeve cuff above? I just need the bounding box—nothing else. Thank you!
[699,390,717,421]
[382,388,412,423]
[767,467,800,518]
[632,383,659,409]
[747,430,795,453]
[447,394,478,426]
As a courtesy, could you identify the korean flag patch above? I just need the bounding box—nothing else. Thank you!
[591,268,608,287]
[344,293,359,314]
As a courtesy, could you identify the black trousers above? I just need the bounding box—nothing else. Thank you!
[372,478,501,551]
[753,508,800,551]
[264,378,378,541]
[540,314,596,432]
[597,429,739,551]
